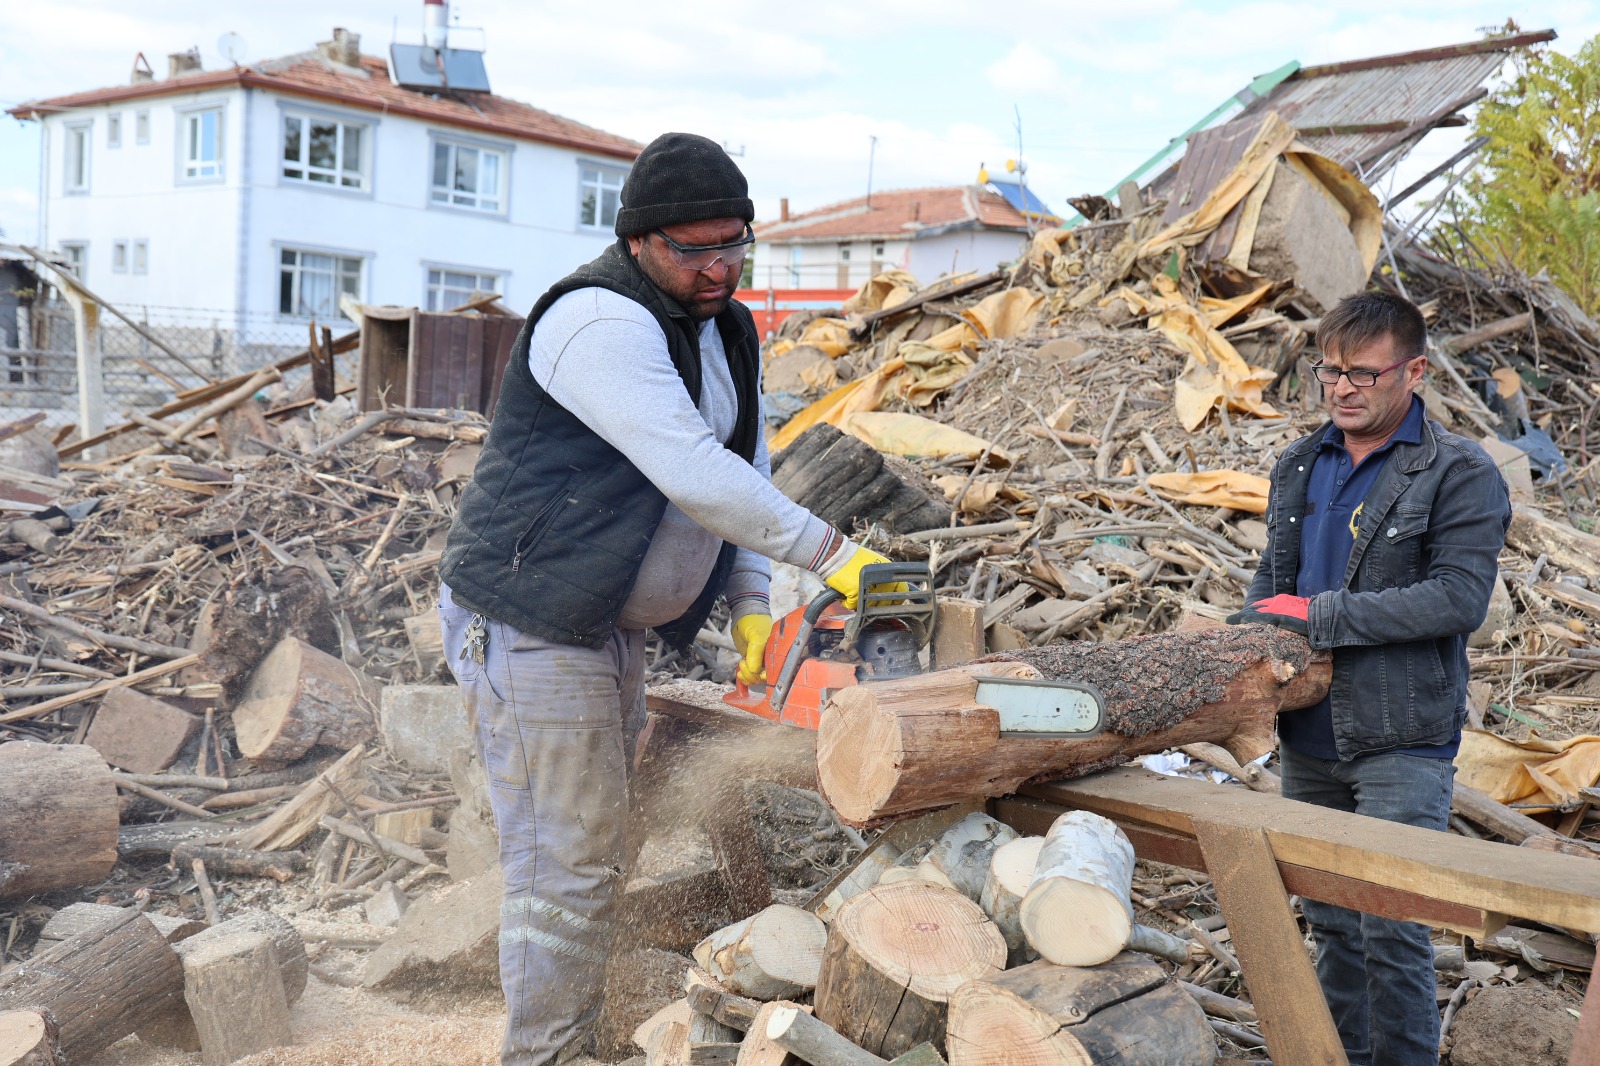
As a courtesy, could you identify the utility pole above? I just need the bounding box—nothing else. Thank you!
[866,135,878,208]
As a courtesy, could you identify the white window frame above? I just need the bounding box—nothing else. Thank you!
[280,109,370,192]
[107,113,122,148]
[135,110,151,145]
[179,107,223,182]
[277,245,367,321]
[429,135,509,215]
[64,122,91,194]
[59,241,88,283]
[132,239,149,275]
[577,162,627,231]
[424,265,504,311]
[112,240,128,273]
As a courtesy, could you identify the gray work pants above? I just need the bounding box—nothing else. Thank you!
[439,584,646,1066]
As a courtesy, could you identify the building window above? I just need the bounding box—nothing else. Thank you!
[132,239,149,275]
[426,268,501,311]
[431,141,505,213]
[59,242,87,283]
[788,245,802,287]
[279,248,363,319]
[182,109,222,180]
[578,164,625,229]
[64,123,90,193]
[108,113,122,148]
[112,240,128,273]
[136,110,150,144]
[282,113,366,189]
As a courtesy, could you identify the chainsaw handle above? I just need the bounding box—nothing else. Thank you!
[770,587,844,715]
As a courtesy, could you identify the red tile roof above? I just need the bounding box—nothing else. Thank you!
[756,186,1033,242]
[6,52,641,161]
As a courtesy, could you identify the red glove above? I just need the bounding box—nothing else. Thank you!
[1226,594,1310,636]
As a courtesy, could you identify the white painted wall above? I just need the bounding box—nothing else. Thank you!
[37,81,627,343]
[758,229,1025,292]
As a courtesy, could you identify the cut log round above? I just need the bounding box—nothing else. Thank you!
[232,637,378,765]
[1020,812,1134,967]
[817,627,1328,825]
[736,1001,811,1066]
[979,836,1044,965]
[0,909,183,1063]
[880,813,1018,902]
[946,955,1215,1066]
[0,1010,62,1066]
[692,904,827,1000]
[814,881,1004,1059]
[0,742,119,901]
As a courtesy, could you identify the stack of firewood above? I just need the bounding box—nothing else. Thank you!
[633,808,1219,1066]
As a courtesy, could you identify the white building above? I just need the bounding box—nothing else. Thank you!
[6,25,640,350]
[752,183,1054,292]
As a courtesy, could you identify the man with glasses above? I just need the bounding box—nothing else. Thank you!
[1228,291,1510,1066]
[437,132,893,1066]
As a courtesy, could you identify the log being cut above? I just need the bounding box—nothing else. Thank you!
[0,742,119,901]
[817,626,1327,825]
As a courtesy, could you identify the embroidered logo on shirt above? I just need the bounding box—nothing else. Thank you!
[1348,502,1364,541]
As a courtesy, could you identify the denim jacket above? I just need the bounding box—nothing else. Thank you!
[1247,416,1511,758]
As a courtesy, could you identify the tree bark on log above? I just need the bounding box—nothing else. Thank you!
[817,627,1328,825]
[0,1010,62,1066]
[879,813,1017,901]
[40,904,205,946]
[814,881,1004,1060]
[765,1004,888,1066]
[770,424,950,535]
[692,905,827,1000]
[1020,812,1135,967]
[0,910,183,1063]
[814,840,904,924]
[0,742,119,900]
[945,955,1215,1066]
[979,836,1043,966]
[232,637,378,765]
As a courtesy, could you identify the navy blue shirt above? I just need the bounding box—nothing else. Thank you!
[1278,395,1459,760]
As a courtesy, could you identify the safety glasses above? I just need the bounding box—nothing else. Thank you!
[1310,355,1421,388]
[653,225,755,272]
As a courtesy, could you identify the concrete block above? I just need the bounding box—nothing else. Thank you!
[85,688,200,773]
[378,684,472,774]
[1248,160,1366,314]
[362,865,503,989]
[1470,575,1515,649]
[364,883,410,928]
[180,931,291,1066]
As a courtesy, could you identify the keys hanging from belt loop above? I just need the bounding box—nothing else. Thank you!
[462,614,488,666]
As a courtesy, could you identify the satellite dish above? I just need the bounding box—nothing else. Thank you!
[218,31,246,66]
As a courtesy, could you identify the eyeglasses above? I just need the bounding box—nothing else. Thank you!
[1310,355,1421,388]
[653,226,755,272]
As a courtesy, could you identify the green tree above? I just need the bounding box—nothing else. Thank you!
[1452,31,1600,315]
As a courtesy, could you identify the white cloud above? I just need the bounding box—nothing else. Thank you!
[986,43,1066,96]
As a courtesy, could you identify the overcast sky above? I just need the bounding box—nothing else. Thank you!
[2,0,1597,247]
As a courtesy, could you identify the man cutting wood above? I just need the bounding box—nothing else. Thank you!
[435,132,892,1066]
[1228,291,1511,1066]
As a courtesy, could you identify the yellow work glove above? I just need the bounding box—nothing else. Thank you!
[732,613,774,686]
[822,544,904,610]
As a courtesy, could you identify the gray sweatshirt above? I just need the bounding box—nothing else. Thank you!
[528,288,839,629]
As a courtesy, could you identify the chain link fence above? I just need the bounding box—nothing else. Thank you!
[0,299,356,434]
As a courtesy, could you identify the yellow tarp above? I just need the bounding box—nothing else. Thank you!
[768,361,903,452]
[1455,729,1600,811]
[839,411,1014,466]
[1113,275,1279,432]
[961,287,1045,340]
[934,475,1031,515]
[792,317,856,359]
[1141,111,1298,258]
[1147,470,1272,514]
[844,270,919,315]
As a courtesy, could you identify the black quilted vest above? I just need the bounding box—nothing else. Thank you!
[439,240,762,650]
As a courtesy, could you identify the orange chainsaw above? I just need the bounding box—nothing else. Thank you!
[723,562,936,729]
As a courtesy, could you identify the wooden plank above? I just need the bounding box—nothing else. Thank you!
[1194,819,1347,1066]
[991,796,1500,937]
[1015,768,1600,934]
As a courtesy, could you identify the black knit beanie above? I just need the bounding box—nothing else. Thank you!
[614,132,755,238]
